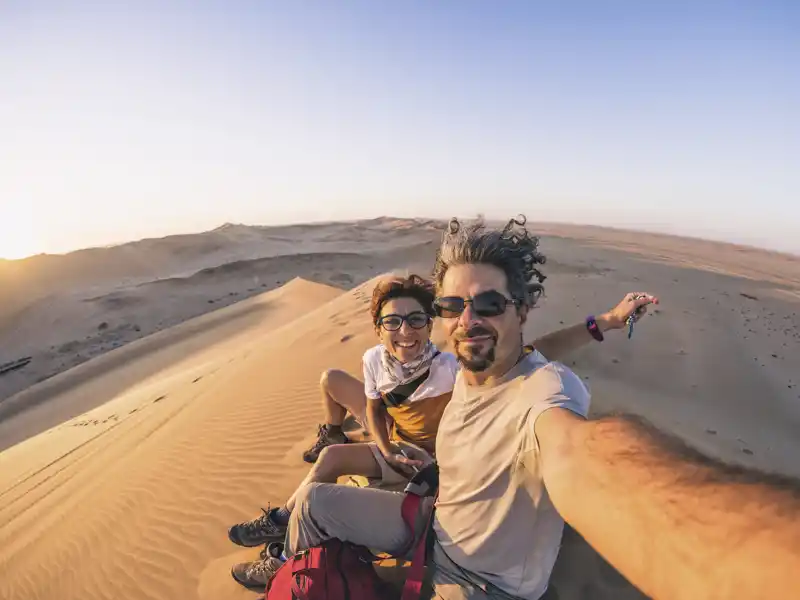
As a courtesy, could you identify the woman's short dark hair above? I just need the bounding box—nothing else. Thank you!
[370,274,435,325]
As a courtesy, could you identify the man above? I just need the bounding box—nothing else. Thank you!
[236,217,800,599]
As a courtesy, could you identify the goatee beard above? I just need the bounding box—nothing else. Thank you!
[456,346,496,372]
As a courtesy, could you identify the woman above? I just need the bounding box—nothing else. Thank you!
[228,274,455,554]
[300,273,453,467]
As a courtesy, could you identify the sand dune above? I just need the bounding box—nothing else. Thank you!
[0,278,342,452]
[0,217,438,311]
[0,220,440,405]
[0,278,351,600]
[535,222,800,289]
[1,220,799,600]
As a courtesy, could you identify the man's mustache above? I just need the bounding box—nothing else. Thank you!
[454,327,497,342]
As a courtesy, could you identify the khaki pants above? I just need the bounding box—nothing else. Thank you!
[286,482,556,600]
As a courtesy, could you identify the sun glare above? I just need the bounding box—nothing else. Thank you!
[0,226,42,260]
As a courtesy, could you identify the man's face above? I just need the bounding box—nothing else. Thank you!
[438,264,525,376]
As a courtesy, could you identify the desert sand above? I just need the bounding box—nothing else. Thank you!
[1,217,799,600]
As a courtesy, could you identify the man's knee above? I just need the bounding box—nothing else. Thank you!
[294,481,324,512]
[292,483,318,512]
[290,482,350,542]
[287,482,334,554]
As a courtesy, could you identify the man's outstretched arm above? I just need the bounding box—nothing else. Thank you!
[531,293,658,361]
[536,408,800,600]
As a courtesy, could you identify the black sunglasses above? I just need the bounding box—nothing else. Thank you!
[378,311,431,332]
[434,290,518,318]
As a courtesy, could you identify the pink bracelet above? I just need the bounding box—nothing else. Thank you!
[586,316,604,342]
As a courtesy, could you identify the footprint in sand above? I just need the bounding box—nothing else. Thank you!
[742,448,754,455]
[340,334,353,343]
[193,376,203,383]
[705,428,717,435]
[153,395,167,403]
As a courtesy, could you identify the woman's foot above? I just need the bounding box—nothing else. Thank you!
[231,542,285,589]
[302,424,349,463]
[228,507,288,547]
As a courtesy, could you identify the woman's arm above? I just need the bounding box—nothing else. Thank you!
[366,396,424,475]
[362,354,392,453]
[366,396,393,455]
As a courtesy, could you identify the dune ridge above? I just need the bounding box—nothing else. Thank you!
[0,277,359,600]
[0,222,441,406]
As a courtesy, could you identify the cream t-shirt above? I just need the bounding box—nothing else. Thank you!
[433,351,591,599]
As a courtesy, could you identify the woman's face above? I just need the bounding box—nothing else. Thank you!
[376,297,433,363]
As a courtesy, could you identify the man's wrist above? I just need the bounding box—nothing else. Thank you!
[596,312,617,332]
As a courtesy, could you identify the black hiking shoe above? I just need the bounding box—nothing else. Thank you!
[228,507,288,547]
[302,424,349,463]
[231,542,285,589]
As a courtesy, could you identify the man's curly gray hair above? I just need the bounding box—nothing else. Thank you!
[432,215,547,308]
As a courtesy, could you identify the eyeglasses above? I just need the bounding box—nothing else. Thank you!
[434,290,518,318]
[378,311,432,331]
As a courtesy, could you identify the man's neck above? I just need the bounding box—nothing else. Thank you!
[462,347,526,387]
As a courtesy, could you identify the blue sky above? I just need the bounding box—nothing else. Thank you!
[1,1,798,258]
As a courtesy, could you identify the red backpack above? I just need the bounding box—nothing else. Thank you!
[264,492,429,600]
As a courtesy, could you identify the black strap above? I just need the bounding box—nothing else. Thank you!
[382,351,440,407]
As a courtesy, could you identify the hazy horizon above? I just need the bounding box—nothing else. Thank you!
[2,215,798,263]
[2,2,798,260]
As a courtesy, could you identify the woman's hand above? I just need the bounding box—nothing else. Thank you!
[382,443,426,478]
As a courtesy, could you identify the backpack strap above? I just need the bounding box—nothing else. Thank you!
[290,577,309,600]
[400,492,436,600]
[289,549,312,600]
[394,492,422,557]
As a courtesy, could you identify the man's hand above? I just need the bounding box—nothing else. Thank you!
[598,292,659,331]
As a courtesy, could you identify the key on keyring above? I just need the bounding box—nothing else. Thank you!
[627,295,647,339]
